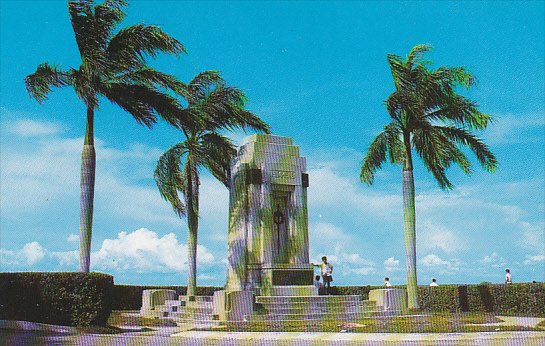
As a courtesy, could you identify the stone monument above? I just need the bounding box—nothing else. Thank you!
[224,134,315,296]
[142,134,405,322]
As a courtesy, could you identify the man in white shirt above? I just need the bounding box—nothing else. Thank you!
[313,256,333,294]
[384,277,392,287]
[430,278,438,287]
[505,268,512,284]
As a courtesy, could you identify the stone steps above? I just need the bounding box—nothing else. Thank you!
[261,305,364,314]
[252,310,374,322]
[257,299,372,308]
[256,295,362,304]
[150,293,381,323]
[254,295,378,322]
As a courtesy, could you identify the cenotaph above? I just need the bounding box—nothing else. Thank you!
[142,134,406,322]
[225,134,315,295]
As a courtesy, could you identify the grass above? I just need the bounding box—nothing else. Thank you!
[536,320,545,330]
[197,313,540,333]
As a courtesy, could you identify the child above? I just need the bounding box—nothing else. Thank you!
[430,278,438,287]
[314,275,324,295]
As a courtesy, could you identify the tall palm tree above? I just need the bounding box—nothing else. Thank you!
[24,0,186,272]
[360,44,497,309]
[154,71,270,300]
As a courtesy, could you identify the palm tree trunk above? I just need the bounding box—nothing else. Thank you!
[79,106,96,272]
[186,158,199,301]
[403,133,418,309]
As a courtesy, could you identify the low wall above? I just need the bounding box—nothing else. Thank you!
[113,285,222,310]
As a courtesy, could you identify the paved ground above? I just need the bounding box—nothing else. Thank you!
[1,319,545,346]
[1,329,545,346]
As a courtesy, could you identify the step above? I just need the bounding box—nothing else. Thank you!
[170,311,217,322]
[257,300,376,309]
[256,295,362,304]
[260,305,364,314]
[178,295,213,303]
[252,311,366,322]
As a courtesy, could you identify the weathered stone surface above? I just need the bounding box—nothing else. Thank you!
[368,288,408,313]
[225,134,312,295]
[140,289,177,316]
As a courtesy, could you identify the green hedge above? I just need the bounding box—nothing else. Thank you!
[418,285,461,313]
[330,282,544,316]
[0,272,114,326]
[113,285,222,310]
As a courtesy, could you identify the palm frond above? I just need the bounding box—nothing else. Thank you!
[411,127,454,190]
[68,0,110,69]
[102,82,185,127]
[361,123,402,185]
[188,70,223,93]
[115,66,187,93]
[68,0,94,58]
[435,125,498,172]
[406,44,433,65]
[24,63,72,103]
[94,0,128,46]
[425,94,491,130]
[199,133,236,187]
[154,143,187,217]
[107,24,186,71]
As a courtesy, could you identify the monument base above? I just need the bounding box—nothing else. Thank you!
[268,285,318,296]
[368,288,408,314]
[212,290,254,322]
[140,289,177,316]
[257,264,315,296]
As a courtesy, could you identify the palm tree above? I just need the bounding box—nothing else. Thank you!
[360,44,497,309]
[154,71,270,300]
[24,0,186,272]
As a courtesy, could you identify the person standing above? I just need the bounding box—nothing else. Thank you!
[505,268,512,284]
[314,275,324,295]
[430,278,438,287]
[313,256,333,294]
[384,277,392,287]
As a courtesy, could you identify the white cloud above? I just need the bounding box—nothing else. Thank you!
[480,252,506,268]
[420,254,450,267]
[0,241,46,265]
[419,254,463,275]
[2,228,218,274]
[484,113,545,145]
[9,119,63,137]
[519,221,545,252]
[67,234,79,243]
[92,228,215,273]
[312,222,350,243]
[308,165,401,220]
[348,267,376,275]
[419,221,466,253]
[523,254,545,265]
[50,250,79,266]
[384,257,401,272]
[22,242,46,264]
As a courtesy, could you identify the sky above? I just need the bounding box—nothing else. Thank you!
[1,1,544,287]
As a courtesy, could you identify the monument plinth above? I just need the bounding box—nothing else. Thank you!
[225,134,315,296]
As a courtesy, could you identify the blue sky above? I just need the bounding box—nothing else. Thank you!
[1,1,543,286]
